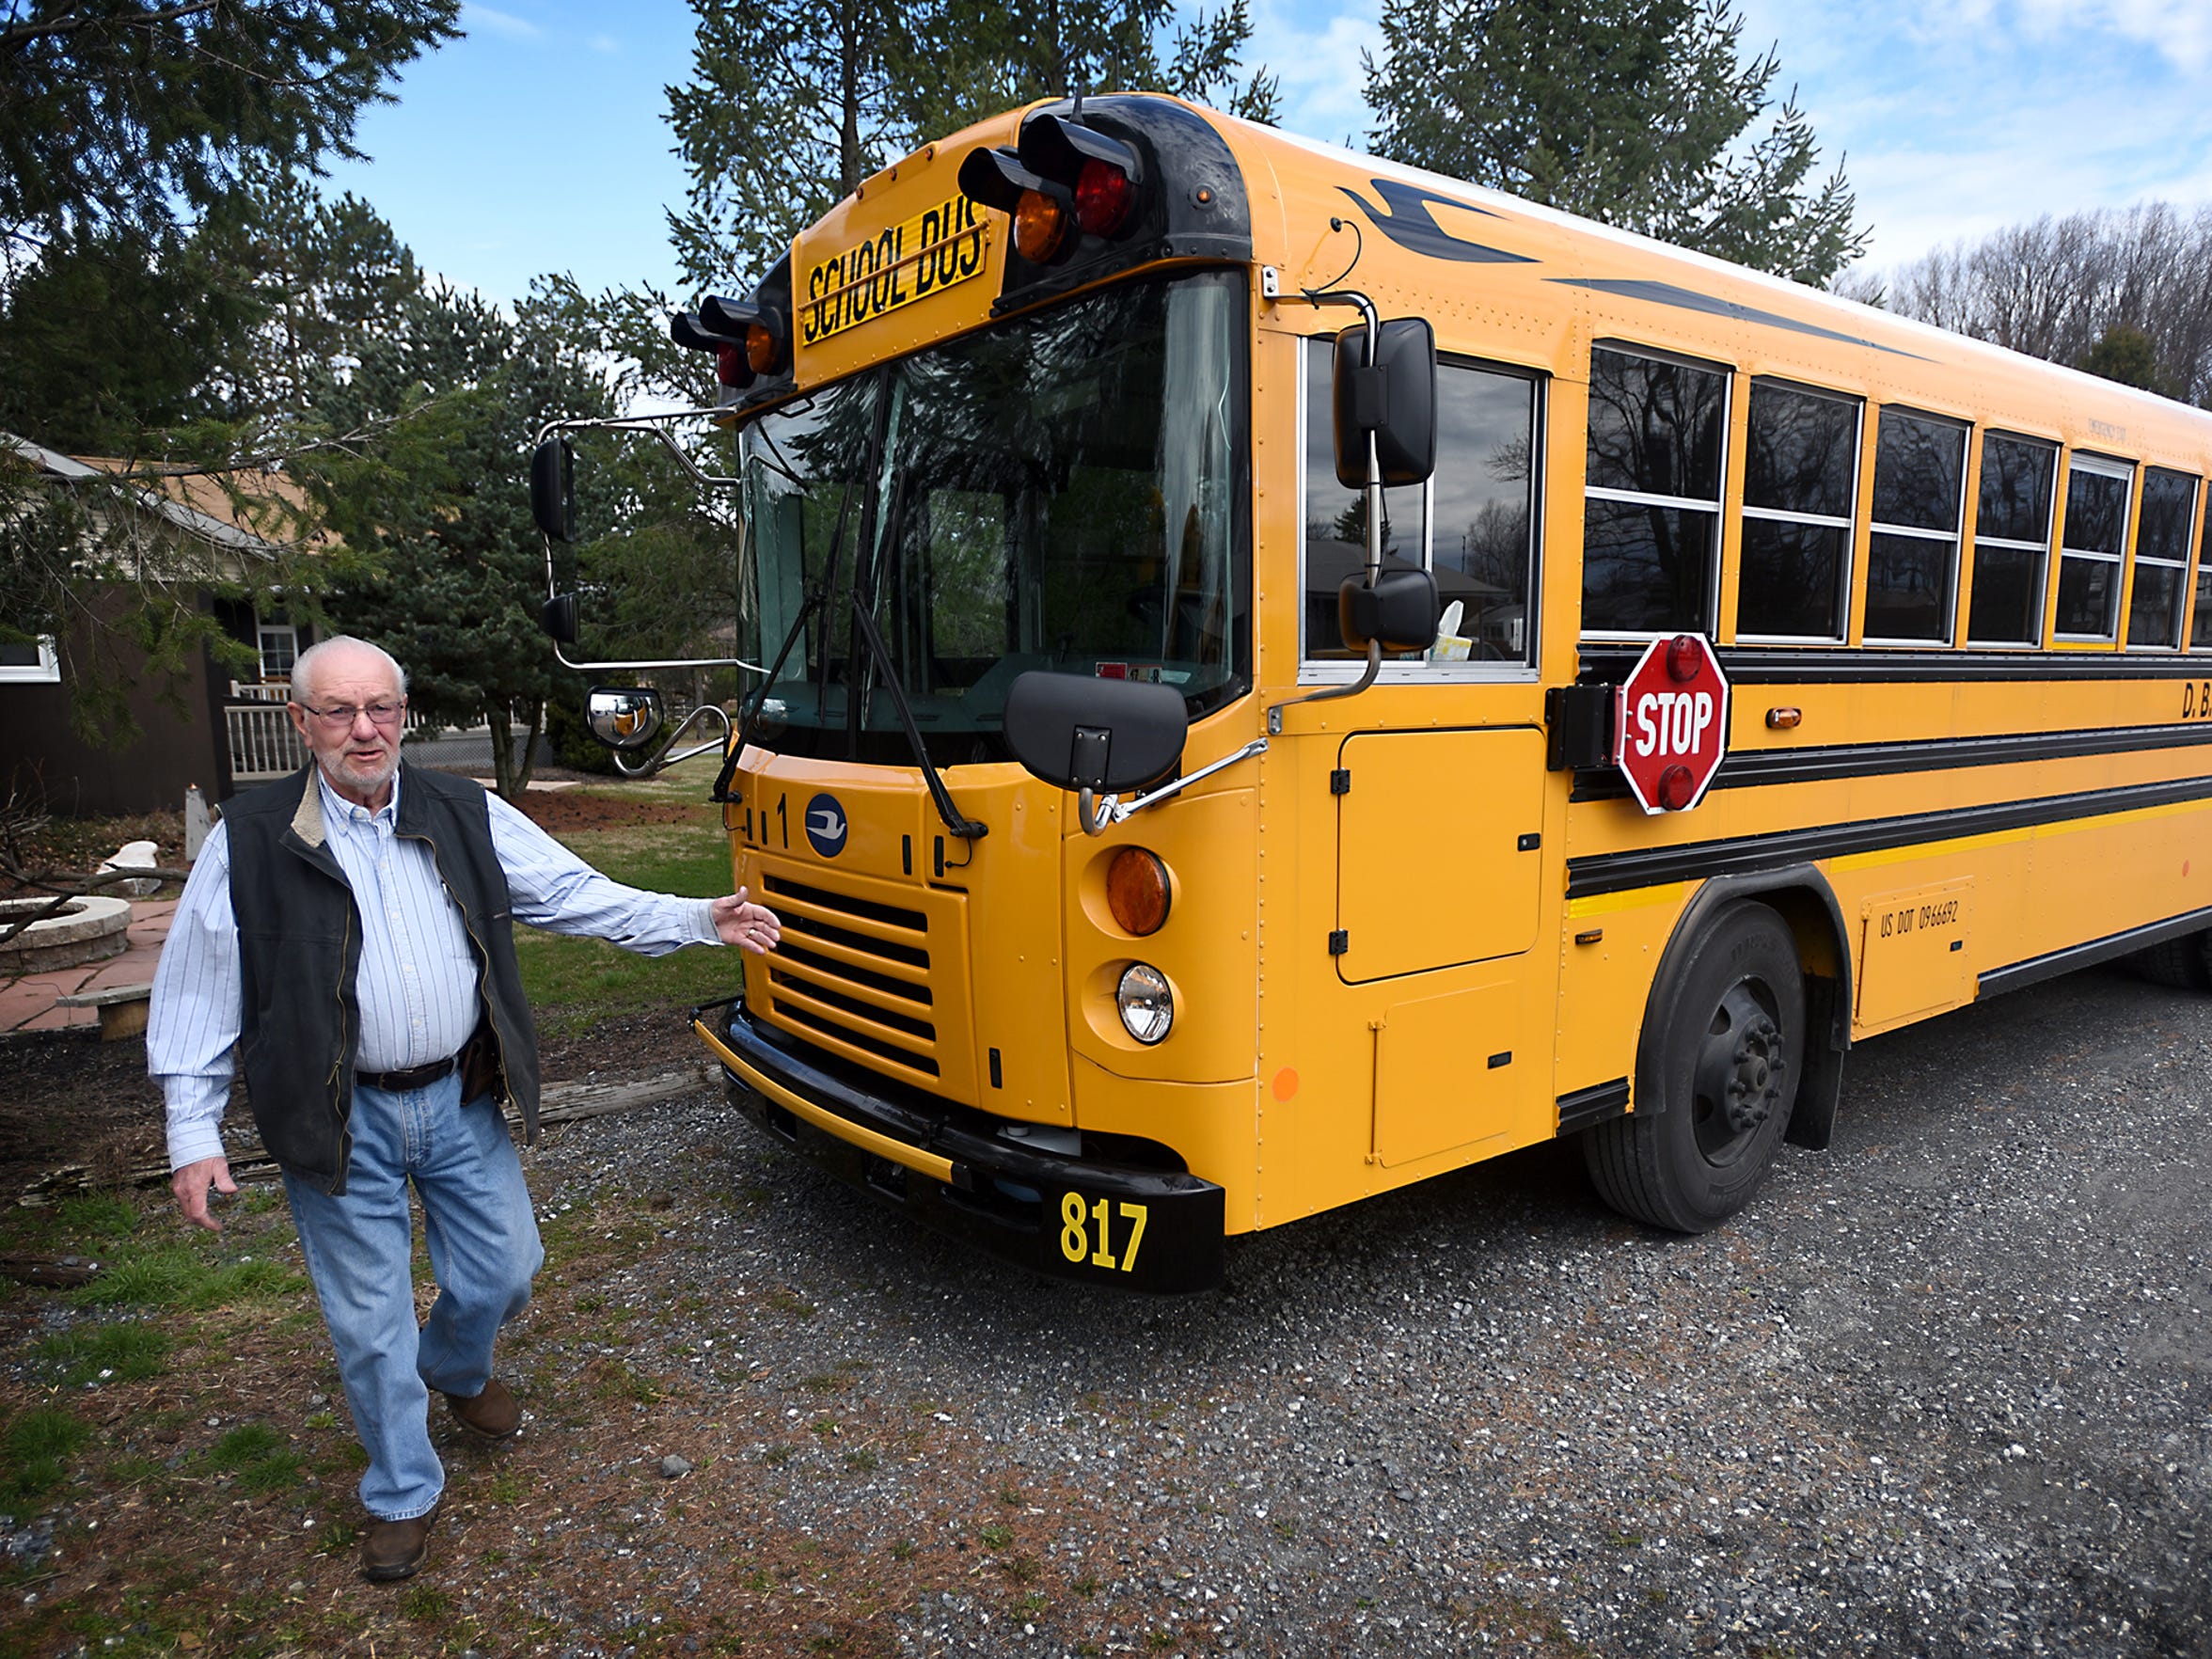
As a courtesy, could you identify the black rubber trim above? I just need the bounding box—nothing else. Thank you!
[1571,720,2212,801]
[1978,905,2212,999]
[703,1002,1225,1293]
[1565,772,2212,900]
[1556,1078,1631,1135]
[1576,642,2212,686]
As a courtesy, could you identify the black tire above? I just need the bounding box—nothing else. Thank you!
[1583,902,1804,1233]
[2126,931,2212,991]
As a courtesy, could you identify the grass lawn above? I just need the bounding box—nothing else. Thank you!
[510,756,746,1037]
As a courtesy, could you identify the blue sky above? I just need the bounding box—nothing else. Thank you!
[321,0,2212,307]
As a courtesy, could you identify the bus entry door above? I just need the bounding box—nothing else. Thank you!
[1334,727,1546,983]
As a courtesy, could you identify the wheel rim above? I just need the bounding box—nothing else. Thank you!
[1689,977,1787,1167]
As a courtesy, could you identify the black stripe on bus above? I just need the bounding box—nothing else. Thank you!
[1979,906,2212,1000]
[1576,643,2212,686]
[1570,721,2212,802]
[1556,1078,1632,1136]
[1552,277,1929,358]
[1564,771,2212,900]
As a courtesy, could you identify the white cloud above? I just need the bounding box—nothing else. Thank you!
[463,3,544,42]
[1244,0,1385,148]
[589,33,621,55]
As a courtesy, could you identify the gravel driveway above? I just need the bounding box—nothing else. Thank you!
[510,961,2209,1657]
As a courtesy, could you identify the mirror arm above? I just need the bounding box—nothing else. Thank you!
[553,643,762,673]
[1073,737,1270,836]
[535,408,748,670]
[1302,285,1386,582]
[1265,640,1382,735]
[607,703,734,779]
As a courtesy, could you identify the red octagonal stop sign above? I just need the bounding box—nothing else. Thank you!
[1613,634,1730,814]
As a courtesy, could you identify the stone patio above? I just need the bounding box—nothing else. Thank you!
[0,897,176,1035]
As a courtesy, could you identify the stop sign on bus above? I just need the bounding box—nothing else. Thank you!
[1613,634,1730,814]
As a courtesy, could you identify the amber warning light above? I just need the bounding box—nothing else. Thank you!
[958,113,1146,268]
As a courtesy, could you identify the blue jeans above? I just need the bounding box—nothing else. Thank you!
[283,1073,544,1521]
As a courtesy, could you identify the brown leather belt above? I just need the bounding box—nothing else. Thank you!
[356,1053,459,1093]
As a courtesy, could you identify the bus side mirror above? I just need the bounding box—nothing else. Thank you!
[530,438,576,542]
[1003,672,1187,792]
[587,686,665,751]
[1332,318,1436,488]
[541,593,578,645]
[1340,567,1442,655]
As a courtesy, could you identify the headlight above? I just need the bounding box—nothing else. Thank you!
[1115,962,1174,1045]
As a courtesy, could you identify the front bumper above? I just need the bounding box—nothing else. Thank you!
[693,1000,1224,1293]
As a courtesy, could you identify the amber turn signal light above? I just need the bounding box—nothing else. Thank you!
[1106,847,1171,936]
[1014,189,1070,262]
[745,321,783,376]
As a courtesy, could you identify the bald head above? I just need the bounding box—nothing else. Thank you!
[292,636,408,706]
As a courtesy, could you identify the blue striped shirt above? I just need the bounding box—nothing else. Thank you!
[150,767,720,1169]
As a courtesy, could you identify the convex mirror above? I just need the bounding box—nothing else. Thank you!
[1340,567,1443,656]
[586,686,665,751]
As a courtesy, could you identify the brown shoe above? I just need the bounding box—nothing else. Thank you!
[442,1377,520,1440]
[360,1505,437,1582]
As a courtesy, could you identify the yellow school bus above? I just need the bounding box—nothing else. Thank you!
[538,95,2212,1291]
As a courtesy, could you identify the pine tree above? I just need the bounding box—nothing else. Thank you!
[296,287,613,798]
[0,0,460,245]
[1362,0,1863,285]
[663,0,1276,291]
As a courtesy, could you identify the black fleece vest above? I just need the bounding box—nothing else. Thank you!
[224,763,541,1195]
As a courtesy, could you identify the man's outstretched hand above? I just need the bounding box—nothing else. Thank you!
[710,889,782,955]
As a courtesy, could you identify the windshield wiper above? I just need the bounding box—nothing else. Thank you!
[711,480,854,802]
[849,471,987,840]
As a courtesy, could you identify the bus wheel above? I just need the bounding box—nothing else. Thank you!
[1583,902,1804,1233]
[2127,932,2212,991]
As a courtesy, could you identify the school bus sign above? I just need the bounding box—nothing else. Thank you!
[1614,634,1730,814]
[799,194,988,348]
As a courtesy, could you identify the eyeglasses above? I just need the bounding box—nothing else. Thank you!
[296,699,406,729]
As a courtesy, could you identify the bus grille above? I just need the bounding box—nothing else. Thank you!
[760,874,940,1079]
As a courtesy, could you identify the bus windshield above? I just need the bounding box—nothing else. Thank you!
[738,269,1249,766]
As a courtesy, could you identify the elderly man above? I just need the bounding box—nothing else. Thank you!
[150,635,780,1582]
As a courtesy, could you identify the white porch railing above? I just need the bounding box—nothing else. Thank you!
[226,702,308,782]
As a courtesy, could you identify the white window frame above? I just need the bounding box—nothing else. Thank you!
[2191,482,2212,653]
[1295,338,1543,683]
[1577,341,1730,643]
[1733,378,1863,646]
[1965,431,2059,650]
[2053,453,2134,645]
[255,609,299,682]
[0,637,60,684]
[1861,407,1970,649]
[2125,467,2197,653]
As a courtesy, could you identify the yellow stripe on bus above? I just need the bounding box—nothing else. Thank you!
[692,1019,956,1184]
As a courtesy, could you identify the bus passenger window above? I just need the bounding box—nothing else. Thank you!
[1736,381,1859,640]
[2128,467,2197,650]
[1966,433,2057,646]
[1581,345,1726,635]
[2055,456,2132,642]
[1430,360,1540,664]
[1304,337,1427,661]
[1865,409,1967,644]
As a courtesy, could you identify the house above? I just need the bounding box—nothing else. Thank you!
[0,435,325,815]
